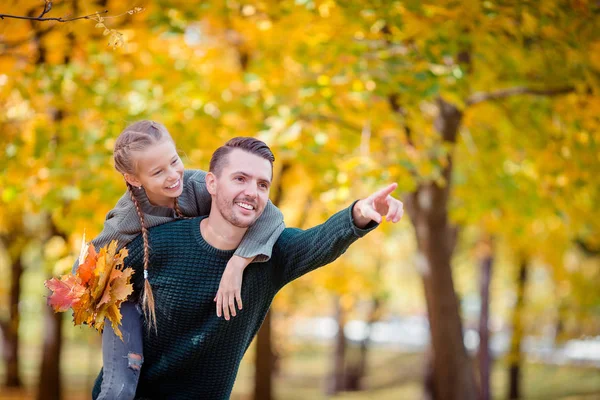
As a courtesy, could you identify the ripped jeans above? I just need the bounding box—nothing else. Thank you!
[96,301,144,400]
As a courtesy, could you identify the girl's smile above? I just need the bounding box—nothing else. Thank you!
[124,139,185,207]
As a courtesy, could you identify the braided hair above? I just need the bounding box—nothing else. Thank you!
[113,120,175,332]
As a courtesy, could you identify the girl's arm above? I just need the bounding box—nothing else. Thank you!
[71,193,140,273]
[72,189,176,273]
[213,201,285,320]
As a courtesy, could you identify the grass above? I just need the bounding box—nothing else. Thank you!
[1,335,599,399]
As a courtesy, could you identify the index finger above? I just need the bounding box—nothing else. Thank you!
[369,183,398,201]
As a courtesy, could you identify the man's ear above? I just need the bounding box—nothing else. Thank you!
[123,173,142,188]
[205,172,217,195]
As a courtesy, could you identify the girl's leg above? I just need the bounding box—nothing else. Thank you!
[97,301,144,400]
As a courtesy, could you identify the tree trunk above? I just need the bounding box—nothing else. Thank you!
[508,259,528,400]
[345,292,382,392]
[422,349,436,400]
[36,307,63,400]
[253,310,275,400]
[477,237,494,400]
[37,218,69,400]
[352,297,381,391]
[1,251,24,388]
[405,98,477,400]
[326,297,347,395]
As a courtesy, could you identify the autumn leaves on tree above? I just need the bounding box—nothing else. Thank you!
[1,1,599,400]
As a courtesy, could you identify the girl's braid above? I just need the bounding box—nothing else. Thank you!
[127,182,157,333]
[173,197,191,219]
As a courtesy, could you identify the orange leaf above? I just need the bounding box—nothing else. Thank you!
[91,245,113,302]
[45,275,85,312]
[77,245,97,285]
[72,292,91,325]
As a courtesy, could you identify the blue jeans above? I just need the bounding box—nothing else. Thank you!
[96,301,144,400]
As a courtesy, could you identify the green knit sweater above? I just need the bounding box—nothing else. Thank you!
[92,203,376,400]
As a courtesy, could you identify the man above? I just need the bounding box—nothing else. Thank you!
[93,137,403,399]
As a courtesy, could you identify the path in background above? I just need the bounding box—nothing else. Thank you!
[2,343,599,400]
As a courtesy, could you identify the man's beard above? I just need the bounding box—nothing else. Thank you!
[215,194,260,228]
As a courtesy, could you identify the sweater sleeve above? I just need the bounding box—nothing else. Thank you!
[270,201,378,292]
[186,169,285,263]
[71,193,142,274]
[238,200,285,262]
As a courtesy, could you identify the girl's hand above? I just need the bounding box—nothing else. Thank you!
[214,255,252,320]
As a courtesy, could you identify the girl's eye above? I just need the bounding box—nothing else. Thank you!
[153,170,162,176]
[171,159,179,165]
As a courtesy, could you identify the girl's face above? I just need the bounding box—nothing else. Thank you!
[124,139,184,207]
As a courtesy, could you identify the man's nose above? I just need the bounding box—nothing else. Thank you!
[244,184,258,198]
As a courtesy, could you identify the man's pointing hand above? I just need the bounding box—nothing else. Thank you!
[352,183,404,228]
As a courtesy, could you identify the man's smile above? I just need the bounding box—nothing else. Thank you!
[235,201,255,211]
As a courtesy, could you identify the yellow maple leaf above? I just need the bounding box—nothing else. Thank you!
[106,304,124,340]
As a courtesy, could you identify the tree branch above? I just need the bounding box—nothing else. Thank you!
[298,113,362,133]
[0,10,107,22]
[37,0,53,19]
[466,86,575,106]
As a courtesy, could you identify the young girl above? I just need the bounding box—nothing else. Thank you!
[85,120,284,400]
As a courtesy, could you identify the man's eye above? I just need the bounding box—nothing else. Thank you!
[235,177,244,182]
[171,159,178,165]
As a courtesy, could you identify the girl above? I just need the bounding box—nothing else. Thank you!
[85,120,284,400]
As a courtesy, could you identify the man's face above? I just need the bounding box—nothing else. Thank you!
[211,149,272,228]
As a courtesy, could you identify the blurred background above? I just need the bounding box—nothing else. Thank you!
[1,1,599,399]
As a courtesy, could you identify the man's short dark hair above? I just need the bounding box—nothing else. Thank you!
[209,137,275,177]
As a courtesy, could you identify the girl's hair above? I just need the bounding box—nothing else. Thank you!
[113,120,174,332]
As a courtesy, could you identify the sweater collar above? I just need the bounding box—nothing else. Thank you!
[135,189,178,218]
[192,216,237,259]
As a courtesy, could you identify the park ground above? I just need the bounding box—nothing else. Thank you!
[1,338,599,400]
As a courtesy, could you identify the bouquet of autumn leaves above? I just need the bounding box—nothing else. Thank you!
[44,235,134,340]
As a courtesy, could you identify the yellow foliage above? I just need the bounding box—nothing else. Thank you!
[1,0,599,335]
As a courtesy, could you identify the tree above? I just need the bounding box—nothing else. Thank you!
[0,226,27,388]
[1,1,599,398]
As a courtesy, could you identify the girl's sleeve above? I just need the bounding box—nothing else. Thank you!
[186,169,285,263]
[237,201,285,262]
[91,193,142,250]
[71,193,141,273]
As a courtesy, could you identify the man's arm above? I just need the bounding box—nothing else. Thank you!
[270,184,403,292]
